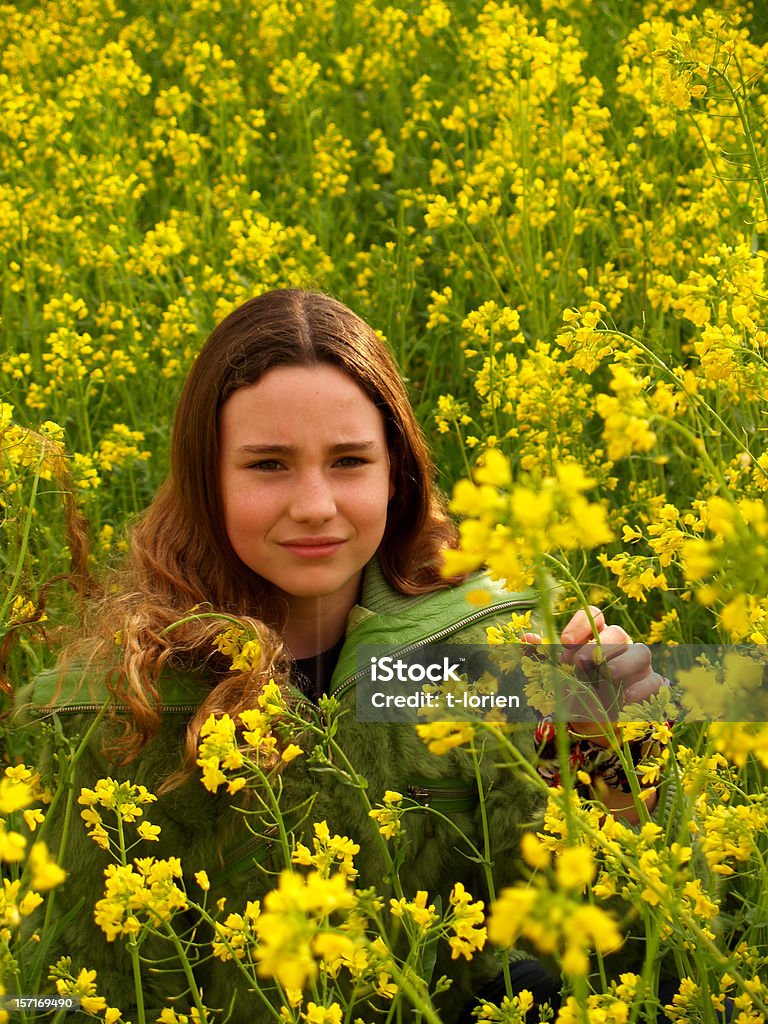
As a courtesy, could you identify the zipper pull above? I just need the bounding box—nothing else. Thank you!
[406,785,433,805]
[406,786,435,837]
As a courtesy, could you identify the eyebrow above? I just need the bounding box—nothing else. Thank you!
[235,441,379,456]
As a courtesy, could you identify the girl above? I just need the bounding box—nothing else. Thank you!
[28,289,666,1021]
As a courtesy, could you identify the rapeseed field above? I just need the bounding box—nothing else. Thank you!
[2,1,768,1021]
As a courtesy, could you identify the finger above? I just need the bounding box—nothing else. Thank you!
[520,632,542,645]
[519,632,549,661]
[571,640,663,705]
[564,625,632,671]
[596,644,652,688]
[623,671,665,705]
[560,606,607,648]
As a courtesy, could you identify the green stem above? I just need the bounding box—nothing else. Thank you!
[246,760,292,870]
[384,958,443,1024]
[159,610,254,636]
[533,562,557,647]
[22,698,112,888]
[721,59,768,229]
[162,924,209,1023]
[325,735,404,900]
[0,452,43,626]
[630,913,660,1024]
[453,419,473,480]
[116,814,146,1024]
[470,742,513,999]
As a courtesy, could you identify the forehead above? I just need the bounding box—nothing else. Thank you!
[219,364,387,442]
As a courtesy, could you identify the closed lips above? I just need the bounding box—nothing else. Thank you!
[280,537,346,546]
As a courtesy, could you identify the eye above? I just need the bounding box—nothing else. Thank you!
[247,459,284,472]
[334,456,368,468]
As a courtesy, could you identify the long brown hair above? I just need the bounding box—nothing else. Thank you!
[70,289,460,773]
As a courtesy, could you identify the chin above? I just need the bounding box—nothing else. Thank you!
[270,577,352,601]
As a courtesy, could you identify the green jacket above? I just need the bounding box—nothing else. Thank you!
[23,564,544,1021]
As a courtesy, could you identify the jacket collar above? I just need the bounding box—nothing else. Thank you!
[329,558,536,696]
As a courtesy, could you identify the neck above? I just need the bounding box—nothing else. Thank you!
[281,582,360,660]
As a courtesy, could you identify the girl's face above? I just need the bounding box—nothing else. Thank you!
[219,364,394,614]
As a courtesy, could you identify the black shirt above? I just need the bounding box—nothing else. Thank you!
[292,635,345,703]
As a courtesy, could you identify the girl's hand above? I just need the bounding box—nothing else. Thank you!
[523,606,664,823]
[559,605,665,706]
[521,605,665,709]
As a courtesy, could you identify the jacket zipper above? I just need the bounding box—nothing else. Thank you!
[213,828,277,884]
[51,694,319,718]
[405,784,475,805]
[332,595,536,702]
[43,702,202,715]
[405,783,477,837]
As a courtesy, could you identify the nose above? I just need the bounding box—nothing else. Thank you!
[289,470,337,523]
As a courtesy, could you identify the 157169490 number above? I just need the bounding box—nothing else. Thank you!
[0,996,81,1012]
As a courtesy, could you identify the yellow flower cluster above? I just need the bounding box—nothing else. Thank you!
[416,720,475,756]
[0,765,64,946]
[212,898,262,962]
[196,681,299,794]
[368,789,405,840]
[48,961,120,1022]
[253,869,358,991]
[446,882,486,961]
[94,857,188,940]
[292,821,360,881]
[442,449,613,591]
[554,974,640,1024]
[78,777,158,851]
[197,714,246,794]
[489,842,622,977]
[390,890,438,930]
[534,774,768,958]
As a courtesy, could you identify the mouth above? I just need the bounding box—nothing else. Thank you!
[279,538,347,557]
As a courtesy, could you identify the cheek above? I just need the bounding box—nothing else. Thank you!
[360,477,393,528]
[222,486,273,541]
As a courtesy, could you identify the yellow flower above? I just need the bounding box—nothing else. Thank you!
[230,638,263,672]
[137,821,161,842]
[0,778,34,815]
[22,808,45,832]
[291,822,359,880]
[555,846,596,891]
[0,829,27,862]
[54,966,107,1015]
[254,870,357,990]
[416,720,475,755]
[369,791,404,840]
[520,832,552,870]
[28,842,66,891]
[197,715,244,792]
[303,1003,343,1024]
[448,883,486,960]
[475,448,511,488]
[18,891,43,916]
[389,890,438,930]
